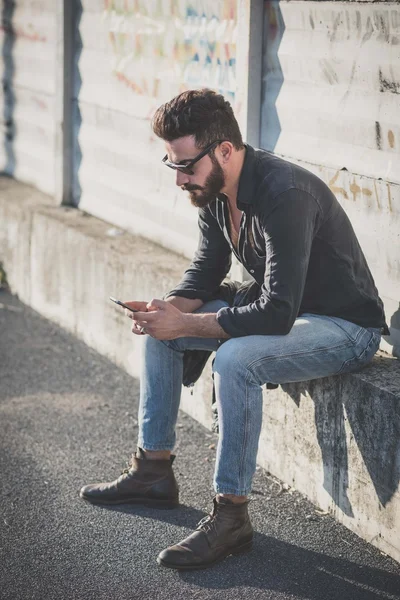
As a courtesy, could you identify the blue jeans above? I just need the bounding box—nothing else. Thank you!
[138,300,381,496]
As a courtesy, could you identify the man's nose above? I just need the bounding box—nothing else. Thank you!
[176,170,189,187]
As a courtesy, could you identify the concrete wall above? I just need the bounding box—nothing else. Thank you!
[76,0,238,260]
[1,1,398,321]
[261,0,400,355]
[258,359,400,563]
[0,0,57,196]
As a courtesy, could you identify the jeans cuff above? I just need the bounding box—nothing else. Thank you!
[214,485,251,496]
[137,440,175,451]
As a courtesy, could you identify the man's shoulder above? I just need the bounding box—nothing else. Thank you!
[254,148,305,194]
[251,148,332,208]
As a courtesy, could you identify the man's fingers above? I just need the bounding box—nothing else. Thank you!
[123,300,148,311]
[131,328,145,336]
[131,322,145,335]
[122,301,148,319]
[146,303,159,312]
[133,311,158,326]
[146,298,167,311]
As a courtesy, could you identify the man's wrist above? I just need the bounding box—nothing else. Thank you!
[180,312,193,335]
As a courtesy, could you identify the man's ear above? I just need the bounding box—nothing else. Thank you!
[219,141,234,162]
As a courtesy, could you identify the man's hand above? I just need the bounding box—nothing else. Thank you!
[123,301,151,336]
[124,298,229,340]
[128,299,187,340]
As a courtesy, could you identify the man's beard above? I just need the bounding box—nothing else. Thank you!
[182,158,225,208]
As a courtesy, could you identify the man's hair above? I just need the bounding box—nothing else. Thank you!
[151,89,244,150]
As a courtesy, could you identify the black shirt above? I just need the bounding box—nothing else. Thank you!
[166,145,389,338]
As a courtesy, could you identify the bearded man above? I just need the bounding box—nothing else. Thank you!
[80,89,388,570]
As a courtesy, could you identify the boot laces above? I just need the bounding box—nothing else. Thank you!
[196,501,221,535]
[120,455,135,476]
[196,514,216,535]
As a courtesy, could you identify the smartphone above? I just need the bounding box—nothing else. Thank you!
[109,296,139,313]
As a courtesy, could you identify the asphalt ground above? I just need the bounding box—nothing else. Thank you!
[1,289,400,600]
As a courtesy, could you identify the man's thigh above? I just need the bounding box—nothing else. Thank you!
[213,314,381,385]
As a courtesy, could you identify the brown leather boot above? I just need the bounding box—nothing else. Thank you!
[79,448,179,508]
[157,496,253,569]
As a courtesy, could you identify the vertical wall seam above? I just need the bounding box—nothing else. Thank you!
[1,0,16,176]
[62,0,82,207]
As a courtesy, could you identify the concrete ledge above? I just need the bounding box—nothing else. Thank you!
[1,177,399,563]
[258,357,400,562]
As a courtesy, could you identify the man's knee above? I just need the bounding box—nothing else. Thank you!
[213,338,247,377]
[213,337,277,386]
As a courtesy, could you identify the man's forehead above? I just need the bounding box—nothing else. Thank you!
[165,136,198,161]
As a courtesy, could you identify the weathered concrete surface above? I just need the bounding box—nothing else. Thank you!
[258,355,400,562]
[262,1,400,182]
[77,0,238,260]
[0,176,206,426]
[0,177,188,379]
[0,0,57,195]
[1,176,400,563]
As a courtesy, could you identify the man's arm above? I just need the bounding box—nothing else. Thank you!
[215,189,321,337]
[165,296,203,313]
[130,299,230,340]
[164,205,232,304]
[131,191,321,340]
[181,311,230,338]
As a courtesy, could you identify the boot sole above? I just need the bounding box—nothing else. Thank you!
[80,493,179,510]
[157,539,253,570]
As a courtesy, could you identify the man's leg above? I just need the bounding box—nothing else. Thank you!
[79,300,227,506]
[158,314,380,569]
[212,313,381,497]
[137,299,228,455]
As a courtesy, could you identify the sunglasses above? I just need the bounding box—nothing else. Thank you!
[162,139,225,175]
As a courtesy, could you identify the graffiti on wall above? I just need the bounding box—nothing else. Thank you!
[102,0,236,102]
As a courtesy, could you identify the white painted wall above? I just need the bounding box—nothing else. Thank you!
[261,0,400,354]
[0,0,57,196]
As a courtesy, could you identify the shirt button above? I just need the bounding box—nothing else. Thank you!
[250,269,255,274]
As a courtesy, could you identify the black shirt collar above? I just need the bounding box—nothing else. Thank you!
[236,144,258,210]
[216,144,258,211]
